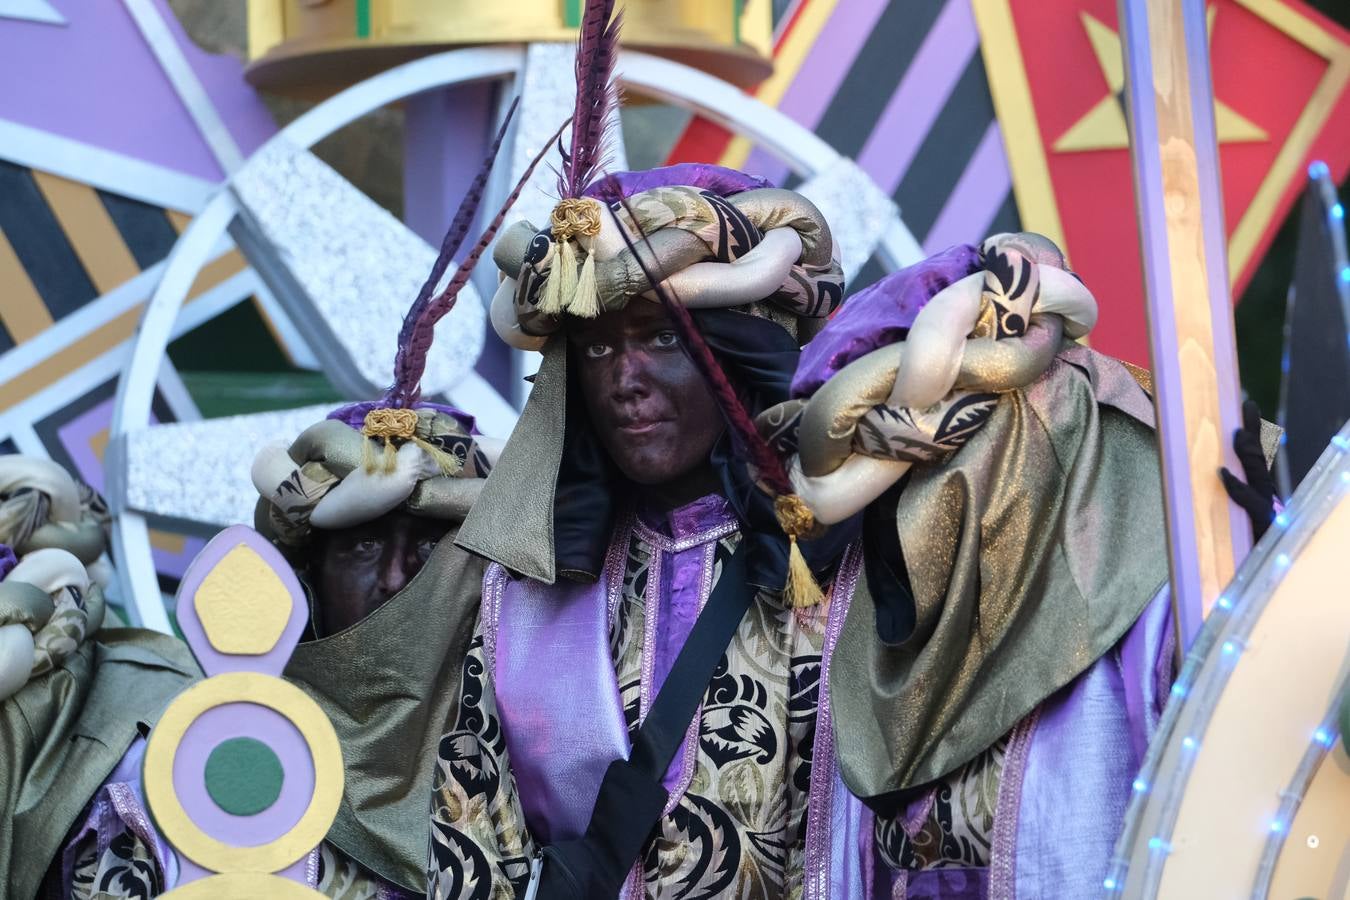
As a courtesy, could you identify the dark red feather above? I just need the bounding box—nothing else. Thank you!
[385,114,573,406]
[559,0,622,199]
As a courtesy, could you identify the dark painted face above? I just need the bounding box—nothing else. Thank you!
[308,509,450,637]
[570,301,725,505]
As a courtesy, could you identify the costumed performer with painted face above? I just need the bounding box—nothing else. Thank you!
[419,1,1266,896]
[4,122,518,900]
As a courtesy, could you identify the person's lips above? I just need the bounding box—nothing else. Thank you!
[616,417,671,436]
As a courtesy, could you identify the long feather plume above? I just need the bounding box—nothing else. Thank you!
[558,0,622,199]
[384,114,574,406]
[388,97,519,406]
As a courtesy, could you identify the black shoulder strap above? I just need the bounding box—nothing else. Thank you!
[527,544,752,899]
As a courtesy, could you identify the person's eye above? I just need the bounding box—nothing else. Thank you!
[653,330,679,349]
[584,342,612,359]
[352,538,381,556]
[417,537,439,559]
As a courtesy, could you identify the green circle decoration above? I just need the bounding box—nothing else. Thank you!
[204,737,285,817]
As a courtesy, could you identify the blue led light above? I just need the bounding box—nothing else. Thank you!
[1182,736,1198,751]
[1341,267,1350,284]
[1133,778,1149,794]
[1148,837,1172,853]
[1274,512,1289,528]
[1270,820,1285,834]
[1222,641,1237,655]
[1103,877,1118,891]
[1315,728,1334,747]
[1309,160,1330,178]
[1216,594,1233,610]
[1171,682,1187,699]
[1276,553,1291,569]
[1342,471,1350,484]
[1334,203,1345,220]
[1334,435,1350,451]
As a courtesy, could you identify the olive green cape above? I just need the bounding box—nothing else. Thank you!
[2,628,197,900]
[284,533,485,893]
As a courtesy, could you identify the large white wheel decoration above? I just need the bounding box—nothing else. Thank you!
[109,46,924,632]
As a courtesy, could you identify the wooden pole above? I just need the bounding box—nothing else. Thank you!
[1118,0,1252,647]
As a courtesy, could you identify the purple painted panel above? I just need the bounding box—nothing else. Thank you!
[0,0,274,181]
[741,0,890,183]
[921,121,1010,254]
[175,525,307,677]
[171,702,315,849]
[856,0,979,195]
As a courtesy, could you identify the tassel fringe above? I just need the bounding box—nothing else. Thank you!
[413,438,465,477]
[362,437,399,475]
[784,537,825,608]
[570,248,601,318]
[539,259,565,315]
[557,239,579,310]
[775,493,825,607]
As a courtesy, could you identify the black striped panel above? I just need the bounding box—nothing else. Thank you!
[0,437,16,456]
[893,52,998,244]
[813,0,949,161]
[97,190,180,269]
[0,160,98,319]
[986,191,1022,238]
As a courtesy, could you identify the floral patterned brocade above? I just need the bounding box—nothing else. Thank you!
[875,738,1008,873]
[429,507,833,900]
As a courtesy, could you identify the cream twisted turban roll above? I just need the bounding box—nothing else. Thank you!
[251,403,502,551]
[489,165,847,350]
[759,232,1098,524]
[0,456,110,701]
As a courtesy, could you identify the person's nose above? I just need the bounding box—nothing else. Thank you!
[612,346,653,403]
[376,545,412,599]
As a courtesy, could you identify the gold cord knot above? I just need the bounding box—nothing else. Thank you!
[550,198,603,242]
[362,407,419,441]
[774,493,817,539]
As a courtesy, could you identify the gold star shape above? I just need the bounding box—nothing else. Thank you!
[1054,7,1268,153]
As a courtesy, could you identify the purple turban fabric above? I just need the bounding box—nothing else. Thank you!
[0,543,15,581]
[583,163,773,202]
[791,244,982,398]
[327,401,478,435]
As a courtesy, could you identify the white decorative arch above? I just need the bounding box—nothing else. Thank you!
[110,46,923,631]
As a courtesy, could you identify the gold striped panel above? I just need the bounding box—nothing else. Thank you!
[0,249,247,412]
[0,228,54,342]
[30,171,141,296]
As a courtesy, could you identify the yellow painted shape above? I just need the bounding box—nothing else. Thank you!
[1083,11,1124,89]
[971,0,1069,261]
[144,673,343,874]
[194,543,292,655]
[164,872,326,899]
[719,0,841,170]
[1052,94,1128,153]
[31,171,141,296]
[166,210,193,233]
[1228,0,1350,286]
[979,0,1330,290]
[1054,8,1266,154]
[0,228,53,342]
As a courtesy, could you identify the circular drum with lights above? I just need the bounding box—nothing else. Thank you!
[1107,423,1350,898]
